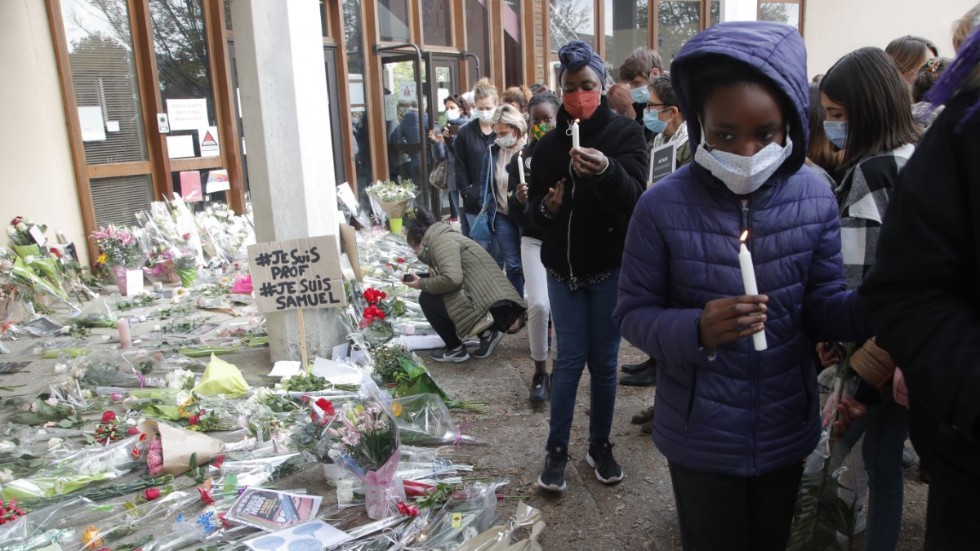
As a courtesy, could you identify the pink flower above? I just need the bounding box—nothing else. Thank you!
[144,488,160,501]
[127,427,140,436]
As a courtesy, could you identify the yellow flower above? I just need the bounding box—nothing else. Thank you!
[391,402,404,417]
[96,253,108,266]
[82,525,103,548]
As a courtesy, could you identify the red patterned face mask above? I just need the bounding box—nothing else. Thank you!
[563,90,601,121]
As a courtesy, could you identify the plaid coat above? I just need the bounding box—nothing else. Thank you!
[836,144,916,290]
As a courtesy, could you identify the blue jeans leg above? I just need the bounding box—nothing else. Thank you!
[493,214,524,296]
[862,384,909,551]
[546,273,621,450]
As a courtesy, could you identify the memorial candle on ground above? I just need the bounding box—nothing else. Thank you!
[738,231,767,351]
[571,119,580,150]
[117,317,132,349]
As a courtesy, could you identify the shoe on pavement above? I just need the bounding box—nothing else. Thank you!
[429,346,469,363]
[529,373,551,404]
[620,365,657,386]
[473,329,504,358]
[640,418,653,434]
[586,441,624,484]
[631,406,655,425]
[537,445,568,492]
[902,443,918,468]
[621,357,656,375]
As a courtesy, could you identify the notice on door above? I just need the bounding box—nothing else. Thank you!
[248,235,346,313]
[166,98,208,131]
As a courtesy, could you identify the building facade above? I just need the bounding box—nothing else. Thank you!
[0,0,973,263]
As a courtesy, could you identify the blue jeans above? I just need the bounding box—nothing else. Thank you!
[546,272,621,449]
[861,385,909,551]
[493,214,524,296]
[465,212,503,267]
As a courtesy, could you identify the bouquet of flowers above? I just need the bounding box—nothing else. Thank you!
[322,398,405,519]
[135,419,226,477]
[194,203,255,267]
[4,217,69,304]
[93,411,125,444]
[366,180,417,232]
[90,225,144,270]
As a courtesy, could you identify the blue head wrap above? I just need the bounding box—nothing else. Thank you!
[558,40,606,89]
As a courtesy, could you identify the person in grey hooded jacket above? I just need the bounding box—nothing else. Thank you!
[614,22,871,550]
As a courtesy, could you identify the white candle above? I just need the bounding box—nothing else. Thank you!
[571,119,580,150]
[117,317,132,349]
[518,150,526,185]
[738,231,767,351]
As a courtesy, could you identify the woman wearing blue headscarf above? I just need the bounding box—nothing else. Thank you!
[528,40,648,492]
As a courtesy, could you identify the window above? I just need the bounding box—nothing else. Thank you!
[759,1,801,30]
[465,0,490,86]
[503,0,524,86]
[378,0,410,42]
[551,0,595,52]
[422,0,452,46]
[657,0,702,67]
[605,0,649,77]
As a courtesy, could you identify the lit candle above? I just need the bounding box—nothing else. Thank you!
[571,119,580,150]
[738,231,767,351]
[518,150,526,185]
[117,317,132,349]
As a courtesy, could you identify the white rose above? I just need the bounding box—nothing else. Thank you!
[0,468,13,484]
[48,437,64,449]
[54,362,69,374]
[5,227,16,237]
[15,223,26,232]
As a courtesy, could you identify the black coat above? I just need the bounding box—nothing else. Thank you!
[453,118,496,215]
[860,88,980,527]
[529,97,648,282]
[505,140,544,241]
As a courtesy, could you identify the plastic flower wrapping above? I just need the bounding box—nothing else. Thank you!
[318,385,405,520]
[366,179,417,219]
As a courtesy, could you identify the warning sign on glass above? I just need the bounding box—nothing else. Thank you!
[247,235,347,313]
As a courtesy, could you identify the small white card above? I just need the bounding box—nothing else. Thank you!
[268,360,301,378]
[124,269,144,297]
[28,225,46,246]
[311,356,362,385]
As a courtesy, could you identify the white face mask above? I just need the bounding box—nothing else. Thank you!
[694,135,794,195]
[495,134,518,148]
[477,109,495,124]
[445,108,460,121]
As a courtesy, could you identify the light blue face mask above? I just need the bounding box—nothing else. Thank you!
[643,110,668,134]
[823,120,848,149]
[630,86,650,105]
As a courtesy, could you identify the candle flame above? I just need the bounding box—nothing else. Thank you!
[740,230,749,243]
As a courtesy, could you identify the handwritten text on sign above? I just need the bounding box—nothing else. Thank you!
[248,235,347,313]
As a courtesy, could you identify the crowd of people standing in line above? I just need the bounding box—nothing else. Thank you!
[396,5,980,549]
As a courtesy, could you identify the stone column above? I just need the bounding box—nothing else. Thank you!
[721,0,759,22]
[230,0,345,361]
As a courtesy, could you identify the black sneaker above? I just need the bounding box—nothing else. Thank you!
[529,373,551,404]
[429,346,469,363]
[586,441,624,484]
[472,330,504,358]
[537,445,568,492]
[621,357,655,375]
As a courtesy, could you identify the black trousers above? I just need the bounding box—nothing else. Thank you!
[924,476,980,550]
[418,291,462,349]
[668,461,804,551]
[419,291,516,349]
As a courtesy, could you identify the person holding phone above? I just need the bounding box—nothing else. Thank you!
[429,94,470,224]
[404,208,525,363]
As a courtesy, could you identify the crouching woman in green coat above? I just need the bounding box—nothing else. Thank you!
[403,208,526,363]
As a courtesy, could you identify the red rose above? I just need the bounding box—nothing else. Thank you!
[144,488,161,501]
[212,455,224,468]
[315,398,335,417]
[188,412,202,426]
[127,426,140,436]
[101,411,116,423]
[10,217,21,226]
[197,486,214,505]
[396,258,406,263]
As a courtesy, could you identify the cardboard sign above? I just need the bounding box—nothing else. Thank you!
[649,142,677,186]
[247,235,346,313]
[207,169,230,193]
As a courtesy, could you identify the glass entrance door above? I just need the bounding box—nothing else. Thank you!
[380,53,431,211]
